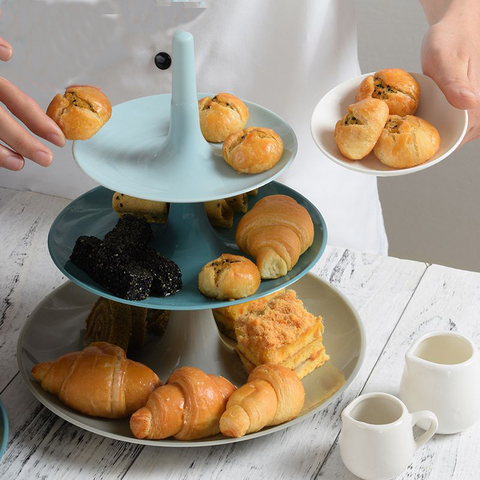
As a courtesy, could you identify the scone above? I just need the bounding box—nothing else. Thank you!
[222,127,284,174]
[356,68,420,116]
[47,86,112,140]
[334,98,389,160]
[198,93,249,143]
[373,115,440,168]
[198,254,260,300]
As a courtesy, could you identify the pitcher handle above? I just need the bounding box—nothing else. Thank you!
[411,410,438,450]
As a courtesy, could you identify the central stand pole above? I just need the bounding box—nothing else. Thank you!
[135,31,246,385]
[134,309,247,386]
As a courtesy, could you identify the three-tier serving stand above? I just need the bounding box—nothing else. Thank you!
[17,32,365,447]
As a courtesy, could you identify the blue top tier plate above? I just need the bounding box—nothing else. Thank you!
[48,182,327,310]
[72,31,297,202]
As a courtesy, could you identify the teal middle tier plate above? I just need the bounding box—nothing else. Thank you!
[0,399,7,460]
[48,182,327,310]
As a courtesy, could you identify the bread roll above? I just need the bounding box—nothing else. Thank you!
[31,342,161,418]
[223,127,284,174]
[47,86,112,140]
[225,193,249,213]
[204,199,234,228]
[334,98,389,160]
[219,364,305,437]
[130,367,236,440]
[198,254,261,300]
[235,195,314,279]
[373,115,440,168]
[198,93,249,143]
[112,193,168,224]
[356,69,420,116]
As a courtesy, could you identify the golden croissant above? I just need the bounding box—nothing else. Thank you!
[31,342,161,418]
[130,366,236,440]
[220,364,305,437]
[235,194,314,279]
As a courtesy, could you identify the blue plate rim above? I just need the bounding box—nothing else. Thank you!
[72,93,299,203]
[47,181,328,310]
[0,398,8,460]
[16,273,365,447]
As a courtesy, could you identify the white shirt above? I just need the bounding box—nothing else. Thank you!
[0,0,388,255]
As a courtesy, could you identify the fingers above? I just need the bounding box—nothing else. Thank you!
[0,8,13,62]
[435,77,480,111]
[0,143,25,171]
[0,38,12,62]
[0,106,53,167]
[423,56,480,110]
[0,77,65,147]
[422,32,480,110]
[460,107,480,145]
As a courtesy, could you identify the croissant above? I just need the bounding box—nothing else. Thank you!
[220,364,305,437]
[31,342,161,418]
[130,366,237,440]
[235,195,314,279]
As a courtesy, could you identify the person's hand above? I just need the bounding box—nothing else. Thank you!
[0,8,65,171]
[421,17,480,145]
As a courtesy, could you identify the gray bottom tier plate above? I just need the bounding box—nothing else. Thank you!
[18,273,365,447]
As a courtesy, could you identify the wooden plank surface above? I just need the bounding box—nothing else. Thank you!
[320,264,480,480]
[0,187,478,479]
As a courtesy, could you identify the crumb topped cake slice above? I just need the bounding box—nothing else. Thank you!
[213,290,283,340]
[234,289,329,379]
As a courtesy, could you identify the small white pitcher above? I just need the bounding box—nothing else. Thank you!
[339,393,437,480]
[400,331,480,434]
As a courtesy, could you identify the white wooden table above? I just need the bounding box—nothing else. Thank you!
[0,186,479,480]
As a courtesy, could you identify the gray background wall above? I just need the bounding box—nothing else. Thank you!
[355,0,480,272]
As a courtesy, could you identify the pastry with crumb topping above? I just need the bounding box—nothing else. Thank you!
[222,127,284,174]
[374,115,440,168]
[198,254,260,300]
[198,93,249,143]
[234,289,329,379]
[213,290,284,340]
[356,68,420,116]
[334,98,389,160]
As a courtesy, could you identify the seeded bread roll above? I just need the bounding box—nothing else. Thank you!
[204,199,234,228]
[334,98,389,160]
[373,115,440,168]
[355,69,420,116]
[198,254,261,300]
[198,93,249,143]
[223,127,284,174]
[47,86,112,140]
[225,193,249,213]
[112,193,168,224]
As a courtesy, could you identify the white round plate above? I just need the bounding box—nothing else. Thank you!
[18,274,365,447]
[311,72,468,176]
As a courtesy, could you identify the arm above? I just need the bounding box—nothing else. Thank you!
[420,0,480,143]
[0,8,65,171]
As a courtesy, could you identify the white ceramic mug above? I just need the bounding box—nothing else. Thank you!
[339,393,438,480]
[400,331,480,434]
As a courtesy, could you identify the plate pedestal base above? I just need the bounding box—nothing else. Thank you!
[132,309,247,385]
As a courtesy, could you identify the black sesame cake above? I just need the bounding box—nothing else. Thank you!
[70,215,182,300]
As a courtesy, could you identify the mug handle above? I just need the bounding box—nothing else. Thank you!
[411,410,438,450]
